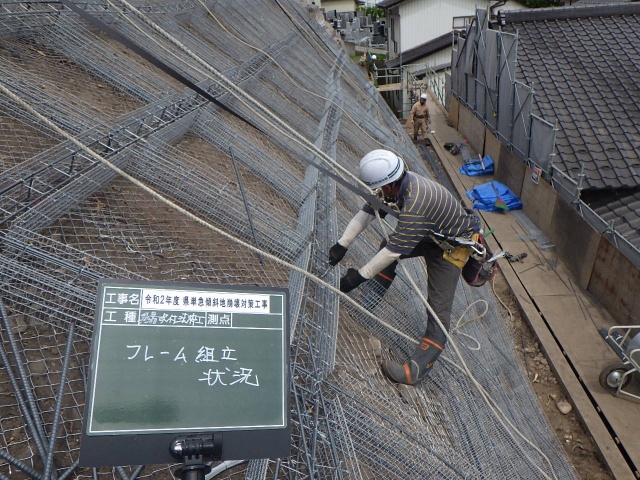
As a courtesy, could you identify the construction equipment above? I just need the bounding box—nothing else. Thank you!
[598,326,640,403]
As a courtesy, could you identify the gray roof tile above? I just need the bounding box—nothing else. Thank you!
[500,5,640,192]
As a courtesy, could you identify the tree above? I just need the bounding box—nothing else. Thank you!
[356,6,385,19]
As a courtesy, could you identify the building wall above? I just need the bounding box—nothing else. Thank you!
[317,0,358,12]
[396,0,527,52]
[453,107,640,325]
[399,0,476,51]
[402,47,452,73]
[388,13,401,55]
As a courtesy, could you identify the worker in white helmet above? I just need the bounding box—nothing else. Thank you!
[328,150,482,385]
[409,93,430,141]
[366,54,377,79]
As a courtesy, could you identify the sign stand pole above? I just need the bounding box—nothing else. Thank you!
[170,434,223,480]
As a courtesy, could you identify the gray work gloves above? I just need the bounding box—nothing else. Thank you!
[328,242,347,266]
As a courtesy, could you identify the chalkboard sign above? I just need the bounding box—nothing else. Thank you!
[80,279,290,467]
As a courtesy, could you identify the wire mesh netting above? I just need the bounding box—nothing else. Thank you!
[0,1,581,479]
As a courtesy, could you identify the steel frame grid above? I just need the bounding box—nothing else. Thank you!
[0,1,585,479]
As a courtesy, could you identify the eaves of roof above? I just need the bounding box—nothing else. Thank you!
[573,0,636,4]
[593,191,640,248]
[384,32,453,68]
[376,0,407,9]
[499,2,640,24]
[410,62,452,78]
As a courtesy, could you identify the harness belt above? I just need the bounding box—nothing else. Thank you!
[429,233,485,258]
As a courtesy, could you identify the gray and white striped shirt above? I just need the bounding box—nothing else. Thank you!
[363,172,480,256]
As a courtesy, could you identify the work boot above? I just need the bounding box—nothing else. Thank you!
[381,337,444,385]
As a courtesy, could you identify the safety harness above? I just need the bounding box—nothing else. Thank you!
[429,232,497,287]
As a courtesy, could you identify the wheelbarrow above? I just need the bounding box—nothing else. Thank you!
[598,326,640,403]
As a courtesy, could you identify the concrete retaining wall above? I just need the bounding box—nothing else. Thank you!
[548,196,600,290]
[457,107,484,154]
[449,96,460,129]
[589,237,640,324]
[454,105,639,325]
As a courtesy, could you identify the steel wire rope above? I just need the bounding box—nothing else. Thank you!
[397,251,560,480]
[407,279,559,480]
[0,81,418,346]
[3,11,560,477]
[370,215,560,480]
[105,0,370,191]
[3,72,562,480]
[193,0,406,148]
[197,0,561,470]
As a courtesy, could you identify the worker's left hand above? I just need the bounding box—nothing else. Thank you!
[339,268,367,293]
[328,242,348,266]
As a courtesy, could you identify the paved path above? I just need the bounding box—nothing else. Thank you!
[423,99,640,480]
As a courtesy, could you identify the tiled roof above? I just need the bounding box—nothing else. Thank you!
[573,0,636,5]
[593,191,640,246]
[385,32,452,68]
[499,4,640,191]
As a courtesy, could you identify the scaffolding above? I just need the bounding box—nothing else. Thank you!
[0,1,580,479]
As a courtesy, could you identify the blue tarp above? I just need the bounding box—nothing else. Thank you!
[459,155,494,176]
[466,180,523,212]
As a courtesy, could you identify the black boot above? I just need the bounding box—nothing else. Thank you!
[381,337,444,385]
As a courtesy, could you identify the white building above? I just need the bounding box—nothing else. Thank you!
[379,0,527,56]
[316,0,363,12]
[377,0,528,116]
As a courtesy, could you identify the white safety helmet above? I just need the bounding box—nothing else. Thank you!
[371,55,377,60]
[359,150,405,190]
[420,93,428,100]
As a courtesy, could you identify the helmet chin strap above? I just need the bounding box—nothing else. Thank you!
[374,187,400,211]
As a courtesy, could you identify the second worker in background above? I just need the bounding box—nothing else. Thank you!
[409,93,430,141]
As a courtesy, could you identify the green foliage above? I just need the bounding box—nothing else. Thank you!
[515,0,563,7]
[356,6,385,18]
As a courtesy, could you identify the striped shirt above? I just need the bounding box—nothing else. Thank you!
[363,172,481,256]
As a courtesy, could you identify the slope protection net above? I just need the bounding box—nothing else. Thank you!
[0,1,579,479]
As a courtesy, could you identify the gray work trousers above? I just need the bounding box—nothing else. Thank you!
[379,239,461,350]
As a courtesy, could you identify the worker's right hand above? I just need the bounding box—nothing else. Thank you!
[329,243,348,266]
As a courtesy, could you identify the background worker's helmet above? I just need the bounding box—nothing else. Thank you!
[371,55,377,60]
[359,150,405,190]
[420,93,428,100]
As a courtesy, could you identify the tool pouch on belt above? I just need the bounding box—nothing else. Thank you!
[461,233,496,287]
[462,256,495,287]
[443,245,470,269]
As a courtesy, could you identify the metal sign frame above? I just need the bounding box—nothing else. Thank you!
[80,279,290,467]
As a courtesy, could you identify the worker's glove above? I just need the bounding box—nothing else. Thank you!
[340,268,367,293]
[328,243,348,266]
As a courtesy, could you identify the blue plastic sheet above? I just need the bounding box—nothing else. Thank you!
[466,180,523,212]
[459,155,494,176]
